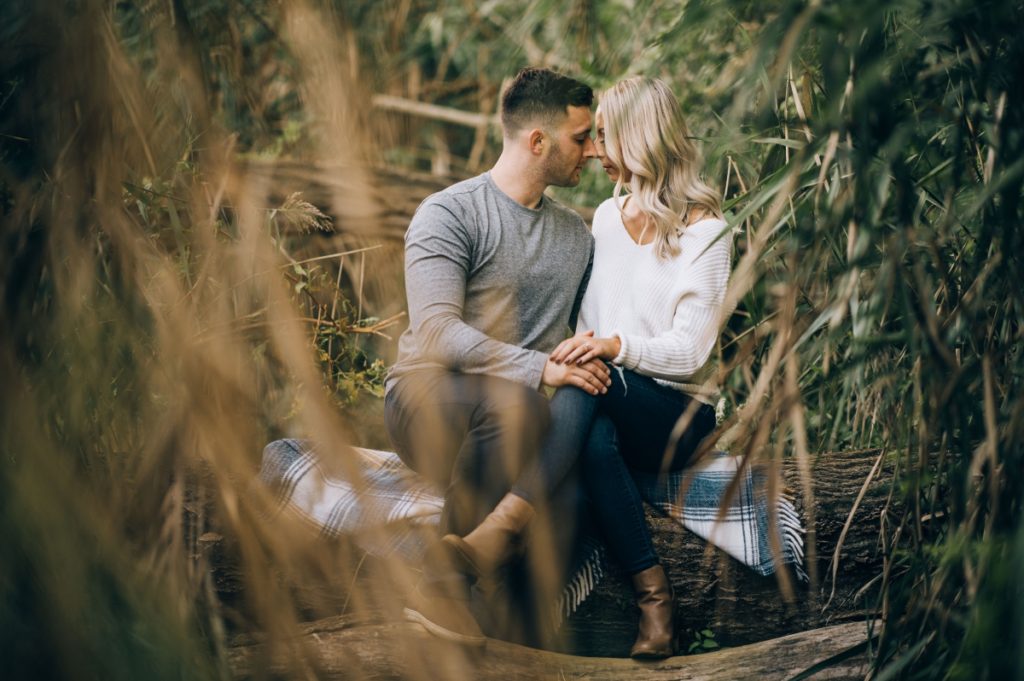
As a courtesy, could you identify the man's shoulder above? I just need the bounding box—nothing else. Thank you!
[419,174,490,211]
[407,175,491,237]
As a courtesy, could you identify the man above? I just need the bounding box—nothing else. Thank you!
[383,67,608,646]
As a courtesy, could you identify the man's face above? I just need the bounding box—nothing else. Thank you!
[541,105,597,188]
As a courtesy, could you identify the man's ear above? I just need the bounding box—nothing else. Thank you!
[528,128,546,156]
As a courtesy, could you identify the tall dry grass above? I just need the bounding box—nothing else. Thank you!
[2,0,1022,679]
[0,1,410,678]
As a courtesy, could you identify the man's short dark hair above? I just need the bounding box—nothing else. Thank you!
[500,67,594,135]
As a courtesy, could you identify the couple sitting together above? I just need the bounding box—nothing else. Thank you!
[384,67,732,658]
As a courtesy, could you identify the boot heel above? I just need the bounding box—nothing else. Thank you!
[629,564,676,659]
[442,493,534,578]
[441,533,484,579]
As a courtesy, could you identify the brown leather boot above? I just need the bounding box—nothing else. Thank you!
[629,564,676,659]
[441,493,535,578]
[403,579,486,647]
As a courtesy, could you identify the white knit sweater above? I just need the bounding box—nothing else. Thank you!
[577,197,732,404]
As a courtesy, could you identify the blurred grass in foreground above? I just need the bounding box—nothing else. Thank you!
[2,0,1022,679]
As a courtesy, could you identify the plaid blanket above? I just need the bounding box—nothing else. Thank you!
[259,439,806,621]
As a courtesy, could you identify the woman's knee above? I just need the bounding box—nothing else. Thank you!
[548,385,597,418]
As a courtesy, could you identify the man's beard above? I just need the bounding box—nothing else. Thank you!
[542,146,581,188]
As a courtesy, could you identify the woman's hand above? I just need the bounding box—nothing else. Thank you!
[551,330,622,367]
[541,357,611,395]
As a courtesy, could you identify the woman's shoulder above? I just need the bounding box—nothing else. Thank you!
[593,196,620,218]
[590,196,622,231]
[682,213,730,239]
[677,214,732,265]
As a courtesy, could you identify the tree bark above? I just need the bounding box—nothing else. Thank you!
[227,618,872,681]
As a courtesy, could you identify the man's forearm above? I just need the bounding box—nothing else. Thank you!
[415,313,548,388]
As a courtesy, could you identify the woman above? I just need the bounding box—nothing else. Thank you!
[443,77,731,658]
[555,76,730,658]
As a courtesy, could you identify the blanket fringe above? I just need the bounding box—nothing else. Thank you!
[778,494,808,582]
[552,542,606,629]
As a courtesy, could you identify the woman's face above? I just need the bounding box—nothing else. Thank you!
[594,109,629,183]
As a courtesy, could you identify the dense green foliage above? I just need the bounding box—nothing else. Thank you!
[1,0,1021,679]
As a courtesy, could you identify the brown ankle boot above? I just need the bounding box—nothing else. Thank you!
[630,564,676,659]
[403,579,486,647]
[441,493,535,578]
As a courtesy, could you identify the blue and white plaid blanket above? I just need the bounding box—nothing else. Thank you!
[259,439,806,621]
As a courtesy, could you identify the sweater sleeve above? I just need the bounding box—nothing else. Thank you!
[611,231,732,381]
[404,201,548,388]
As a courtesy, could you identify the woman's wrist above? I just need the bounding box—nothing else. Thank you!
[604,336,622,360]
[608,331,629,365]
[591,336,621,360]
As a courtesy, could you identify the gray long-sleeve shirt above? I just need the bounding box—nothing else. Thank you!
[385,172,594,393]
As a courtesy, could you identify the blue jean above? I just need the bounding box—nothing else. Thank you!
[384,370,584,596]
[384,370,552,539]
[546,367,717,575]
[512,384,598,505]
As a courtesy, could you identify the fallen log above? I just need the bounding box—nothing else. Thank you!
[566,447,891,655]
[208,447,891,659]
[227,618,871,681]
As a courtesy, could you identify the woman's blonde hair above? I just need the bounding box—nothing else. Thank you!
[599,77,721,259]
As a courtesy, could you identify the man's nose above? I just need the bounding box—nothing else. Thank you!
[582,137,598,159]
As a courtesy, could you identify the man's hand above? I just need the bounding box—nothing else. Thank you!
[551,330,622,367]
[541,357,611,395]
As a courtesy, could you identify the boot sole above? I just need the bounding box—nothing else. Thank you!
[403,607,487,648]
[440,534,486,579]
[630,648,675,660]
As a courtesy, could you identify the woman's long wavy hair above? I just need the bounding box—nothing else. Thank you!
[599,77,722,259]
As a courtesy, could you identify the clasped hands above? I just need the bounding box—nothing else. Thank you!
[541,330,622,396]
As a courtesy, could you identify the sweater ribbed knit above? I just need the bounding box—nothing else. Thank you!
[577,198,732,404]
